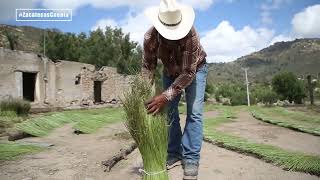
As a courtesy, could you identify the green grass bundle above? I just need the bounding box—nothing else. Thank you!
[123,77,169,180]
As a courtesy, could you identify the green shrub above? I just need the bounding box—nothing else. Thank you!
[0,98,31,116]
[272,72,306,104]
[205,83,215,94]
[215,83,250,105]
[215,83,237,102]
[230,90,247,106]
[252,85,279,105]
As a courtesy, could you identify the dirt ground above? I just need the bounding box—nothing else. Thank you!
[0,110,319,180]
[216,111,320,156]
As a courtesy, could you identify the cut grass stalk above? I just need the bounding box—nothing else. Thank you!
[0,142,44,161]
[204,106,320,176]
[252,111,320,136]
[204,130,320,176]
[123,77,169,180]
[15,107,122,137]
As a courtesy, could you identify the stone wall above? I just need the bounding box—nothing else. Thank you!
[97,67,132,103]
[0,48,133,109]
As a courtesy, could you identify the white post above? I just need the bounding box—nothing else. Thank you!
[244,68,250,106]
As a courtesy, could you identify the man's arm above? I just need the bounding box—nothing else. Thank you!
[162,27,202,101]
[141,27,158,85]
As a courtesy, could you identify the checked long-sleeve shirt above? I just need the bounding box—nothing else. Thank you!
[141,26,207,101]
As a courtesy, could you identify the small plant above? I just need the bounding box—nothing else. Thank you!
[123,77,169,180]
[0,98,31,116]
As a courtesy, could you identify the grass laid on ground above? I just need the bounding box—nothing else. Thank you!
[251,106,320,136]
[0,142,44,161]
[204,105,320,176]
[15,107,122,137]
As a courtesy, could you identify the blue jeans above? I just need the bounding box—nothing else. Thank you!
[163,62,208,163]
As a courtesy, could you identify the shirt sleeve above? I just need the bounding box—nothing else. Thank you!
[161,27,201,101]
[141,27,158,85]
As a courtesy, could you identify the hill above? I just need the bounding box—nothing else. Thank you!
[0,24,52,53]
[207,38,320,84]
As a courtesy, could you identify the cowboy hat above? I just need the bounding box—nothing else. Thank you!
[145,0,195,40]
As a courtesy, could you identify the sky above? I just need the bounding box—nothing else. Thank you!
[1,0,320,63]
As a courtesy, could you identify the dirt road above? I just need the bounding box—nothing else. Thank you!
[0,111,319,180]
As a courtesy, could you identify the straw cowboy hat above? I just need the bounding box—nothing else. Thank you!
[145,0,195,40]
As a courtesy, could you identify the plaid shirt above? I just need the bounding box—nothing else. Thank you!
[141,26,207,101]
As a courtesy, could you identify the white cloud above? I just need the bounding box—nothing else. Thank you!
[201,21,275,63]
[292,4,320,38]
[91,19,118,30]
[91,11,151,44]
[269,34,293,45]
[120,12,152,44]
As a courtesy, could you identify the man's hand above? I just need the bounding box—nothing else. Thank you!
[145,94,168,115]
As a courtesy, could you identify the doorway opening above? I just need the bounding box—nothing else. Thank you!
[23,72,37,102]
[94,81,102,103]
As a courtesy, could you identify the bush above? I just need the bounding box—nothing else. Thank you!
[215,83,249,105]
[230,90,247,106]
[272,72,306,104]
[215,83,236,102]
[205,83,215,94]
[252,85,279,105]
[204,84,215,102]
[0,98,31,116]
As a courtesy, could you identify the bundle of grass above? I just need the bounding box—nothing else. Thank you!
[123,77,169,180]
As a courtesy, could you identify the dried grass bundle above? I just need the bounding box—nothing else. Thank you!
[123,77,169,180]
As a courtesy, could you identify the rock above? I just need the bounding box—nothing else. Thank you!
[221,97,231,106]
[283,100,291,106]
[7,130,31,141]
[274,100,285,107]
[207,97,218,104]
[257,102,265,107]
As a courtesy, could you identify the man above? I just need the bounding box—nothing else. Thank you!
[142,0,208,179]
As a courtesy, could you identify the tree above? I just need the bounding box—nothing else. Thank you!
[272,72,306,104]
[41,26,142,75]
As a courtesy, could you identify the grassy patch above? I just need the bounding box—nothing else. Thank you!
[0,98,31,116]
[0,142,44,161]
[0,111,25,135]
[251,106,320,136]
[204,105,320,175]
[15,107,123,137]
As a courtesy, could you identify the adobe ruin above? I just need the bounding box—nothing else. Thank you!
[0,47,133,110]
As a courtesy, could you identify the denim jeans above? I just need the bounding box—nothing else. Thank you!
[163,62,208,163]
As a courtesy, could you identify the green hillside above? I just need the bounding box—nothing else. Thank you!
[0,24,49,53]
[208,39,320,84]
